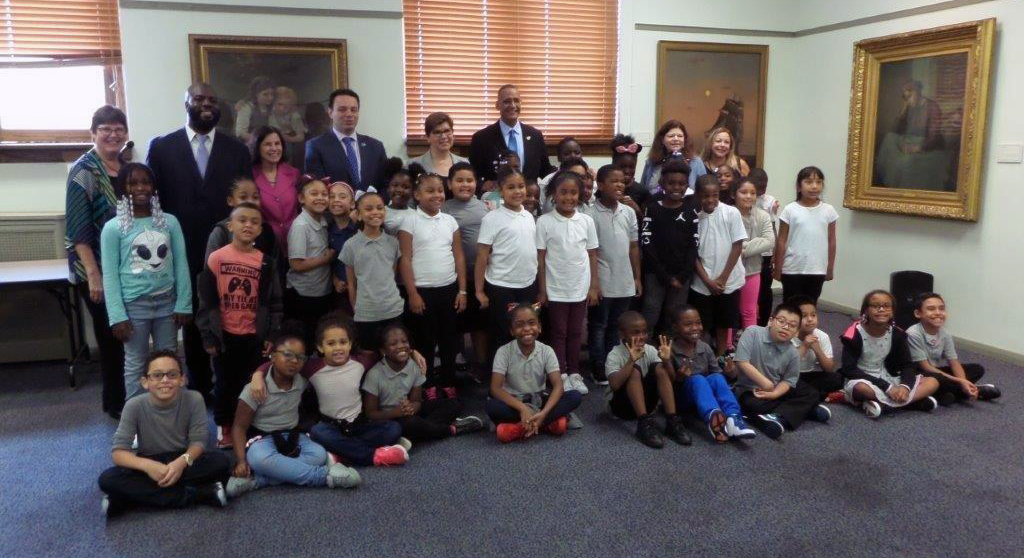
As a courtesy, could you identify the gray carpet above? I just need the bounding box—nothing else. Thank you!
[2,308,1022,558]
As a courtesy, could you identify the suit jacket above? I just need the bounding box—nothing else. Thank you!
[146,128,252,279]
[304,130,388,192]
[469,120,555,182]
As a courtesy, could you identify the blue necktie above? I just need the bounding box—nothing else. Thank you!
[196,134,209,178]
[342,137,361,185]
[507,129,519,162]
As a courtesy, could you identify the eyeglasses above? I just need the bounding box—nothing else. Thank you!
[96,125,127,136]
[430,128,453,137]
[773,317,800,330]
[869,304,893,311]
[274,350,308,362]
[146,371,182,381]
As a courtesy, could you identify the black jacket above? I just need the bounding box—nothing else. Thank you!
[639,195,700,286]
[469,120,555,182]
[195,248,283,352]
[839,321,918,391]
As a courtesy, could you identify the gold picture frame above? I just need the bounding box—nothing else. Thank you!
[844,19,994,221]
[656,41,768,169]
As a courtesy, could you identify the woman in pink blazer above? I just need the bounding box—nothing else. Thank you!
[251,125,300,252]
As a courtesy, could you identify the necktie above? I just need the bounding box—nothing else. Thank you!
[507,129,519,161]
[342,136,361,185]
[196,134,209,178]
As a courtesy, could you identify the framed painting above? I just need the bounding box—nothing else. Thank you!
[189,34,348,166]
[656,42,768,169]
[844,19,994,221]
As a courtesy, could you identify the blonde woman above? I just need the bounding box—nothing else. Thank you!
[701,127,750,176]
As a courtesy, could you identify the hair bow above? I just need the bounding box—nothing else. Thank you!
[615,143,640,154]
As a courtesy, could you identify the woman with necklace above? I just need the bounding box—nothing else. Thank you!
[251,125,300,252]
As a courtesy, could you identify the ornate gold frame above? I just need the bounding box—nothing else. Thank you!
[188,34,348,89]
[844,19,994,221]
[656,41,768,169]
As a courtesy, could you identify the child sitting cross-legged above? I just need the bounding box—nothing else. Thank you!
[98,350,230,517]
[605,311,691,449]
[486,304,583,442]
[362,323,484,444]
[225,328,360,499]
[787,295,844,401]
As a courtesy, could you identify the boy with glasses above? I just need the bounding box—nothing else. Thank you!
[732,303,830,439]
[98,350,230,517]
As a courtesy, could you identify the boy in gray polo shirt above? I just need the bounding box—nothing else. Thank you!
[97,350,230,516]
[225,330,361,498]
[733,303,827,439]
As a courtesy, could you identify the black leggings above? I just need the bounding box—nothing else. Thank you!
[405,282,460,387]
[483,281,538,363]
[757,255,774,326]
[394,398,463,442]
[77,282,125,414]
[781,274,826,304]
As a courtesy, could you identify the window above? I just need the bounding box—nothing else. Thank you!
[0,0,123,143]
[403,0,618,147]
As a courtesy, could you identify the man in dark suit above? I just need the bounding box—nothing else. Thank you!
[304,88,388,192]
[146,83,252,399]
[469,84,555,183]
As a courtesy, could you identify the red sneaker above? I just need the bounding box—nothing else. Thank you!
[545,416,568,436]
[217,425,233,449]
[825,390,845,404]
[424,387,439,401]
[372,445,409,467]
[443,386,458,399]
[496,422,525,443]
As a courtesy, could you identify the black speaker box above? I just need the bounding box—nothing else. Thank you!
[890,270,934,330]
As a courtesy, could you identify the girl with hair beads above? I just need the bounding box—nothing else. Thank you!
[382,158,416,235]
[398,171,467,392]
[536,170,600,395]
[487,304,582,442]
[339,192,405,353]
[609,133,649,217]
[839,290,940,418]
[701,127,750,176]
[731,176,774,331]
[773,166,837,304]
[101,163,192,401]
[286,175,335,349]
[640,120,707,194]
[476,166,540,357]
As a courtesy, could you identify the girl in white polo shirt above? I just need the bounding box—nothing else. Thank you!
[475,165,539,360]
[536,170,599,395]
[398,173,467,392]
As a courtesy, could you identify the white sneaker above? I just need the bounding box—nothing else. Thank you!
[326,463,361,488]
[226,476,259,498]
[396,437,413,452]
[863,400,883,419]
[566,373,589,395]
[725,415,757,439]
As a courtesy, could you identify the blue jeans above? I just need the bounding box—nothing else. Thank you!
[485,390,583,426]
[676,373,741,422]
[587,297,632,376]
[309,419,401,467]
[247,434,329,487]
[123,291,178,400]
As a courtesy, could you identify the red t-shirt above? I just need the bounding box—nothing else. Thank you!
[207,244,263,335]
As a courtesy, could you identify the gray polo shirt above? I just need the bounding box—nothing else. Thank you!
[605,342,661,400]
[286,209,332,296]
[238,368,307,433]
[442,197,488,271]
[112,390,208,456]
[584,200,638,298]
[362,359,426,410]
[493,340,560,397]
[339,230,404,322]
[733,325,800,393]
[669,339,721,377]
[906,323,957,367]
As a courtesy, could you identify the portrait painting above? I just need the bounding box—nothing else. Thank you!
[189,35,348,168]
[844,19,994,221]
[656,42,768,169]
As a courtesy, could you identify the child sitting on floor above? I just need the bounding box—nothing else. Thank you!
[787,295,844,401]
[98,350,229,517]
[486,304,583,443]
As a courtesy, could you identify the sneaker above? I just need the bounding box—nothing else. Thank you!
[496,422,526,443]
[977,384,1001,401]
[396,437,413,452]
[372,444,409,467]
[636,415,665,449]
[725,415,757,439]
[808,404,831,423]
[566,412,584,430]
[443,386,458,399]
[424,386,439,401]
[100,495,112,517]
[754,413,785,439]
[566,373,589,395]
[194,481,227,508]
[226,476,259,498]
[452,415,485,435]
[862,400,883,419]
[824,390,846,404]
[937,392,957,407]
[664,414,692,446]
[326,463,361,488]
[914,396,938,412]
[217,425,233,449]
[545,416,569,436]
[327,452,343,466]
[707,410,729,444]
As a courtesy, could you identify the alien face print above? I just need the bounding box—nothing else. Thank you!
[130,229,170,274]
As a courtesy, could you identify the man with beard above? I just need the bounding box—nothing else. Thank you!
[469,84,555,183]
[146,83,252,398]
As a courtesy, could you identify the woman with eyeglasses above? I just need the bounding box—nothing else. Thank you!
[409,112,469,178]
[65,105,131,418]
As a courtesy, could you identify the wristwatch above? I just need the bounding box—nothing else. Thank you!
[180,453,193,467]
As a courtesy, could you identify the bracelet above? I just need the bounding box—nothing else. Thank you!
[180,453,193,467]
[458,290,467,295]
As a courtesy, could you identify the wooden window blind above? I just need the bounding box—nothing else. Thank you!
[1,0,122,64]
[403,0,618,145]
